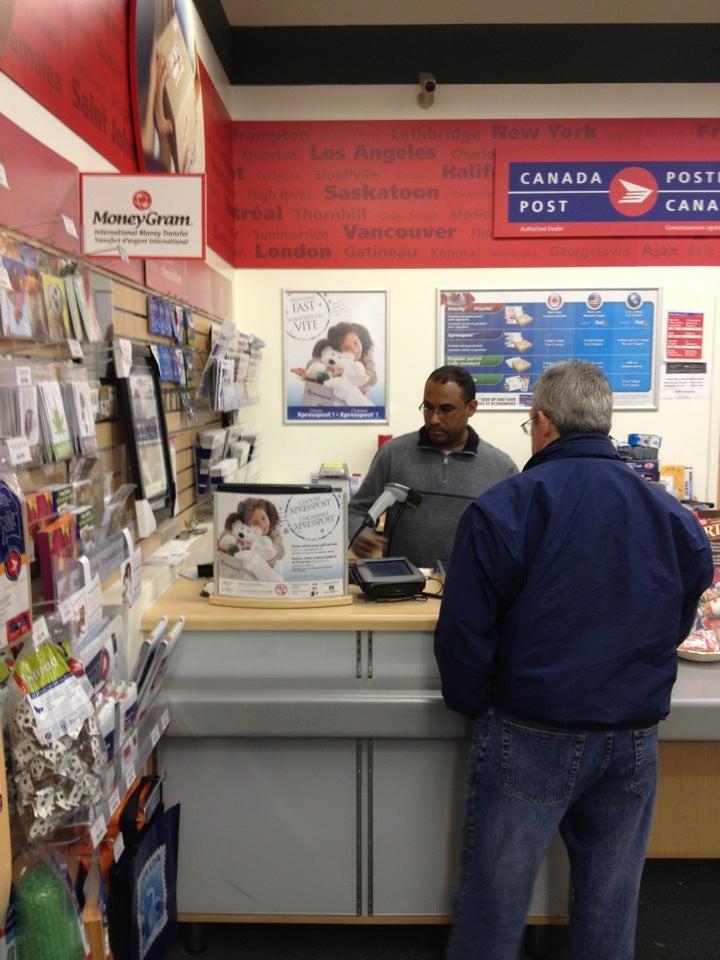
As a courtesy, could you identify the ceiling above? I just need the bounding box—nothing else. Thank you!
[194,1,720,84]
[219,1,720,27]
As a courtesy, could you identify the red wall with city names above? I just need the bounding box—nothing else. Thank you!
[232,119,720,268]
[3,1,720,273]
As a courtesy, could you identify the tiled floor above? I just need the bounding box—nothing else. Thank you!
[168,860,719,960]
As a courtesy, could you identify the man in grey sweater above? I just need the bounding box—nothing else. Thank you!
[349,367,517,568]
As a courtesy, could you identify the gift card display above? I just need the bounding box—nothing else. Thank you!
[73,269,102,341]
[37,379,73,461]
[63,273,85,340]
[148,296,173,337]
[184,309,195,346]
[0,257,38,338]
[172,305,184,343]
[61,380,98,456]
[41,272,72,340]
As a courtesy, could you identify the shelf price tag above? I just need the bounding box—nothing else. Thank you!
[109,787,121,815]
[2,436,31,466]
[150,725,160,748]
[67,339,84,359]
[62,214,78,239]
[122,760,136,791]
[90,815,106,849]
[113,832,125,862]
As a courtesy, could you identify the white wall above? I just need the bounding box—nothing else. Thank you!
[232,84,720,502]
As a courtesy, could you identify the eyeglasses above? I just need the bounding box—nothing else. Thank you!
[520,416,537,435]
[419,401,464,417]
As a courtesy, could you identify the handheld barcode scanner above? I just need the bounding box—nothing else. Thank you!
[349,484,426,601]
[348,483,422,549]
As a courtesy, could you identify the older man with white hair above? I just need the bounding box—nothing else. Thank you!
[435,360,712,960]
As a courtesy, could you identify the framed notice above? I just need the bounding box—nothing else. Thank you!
[115,346,175,523]
[438,288,659,410]
[283,290,387,423]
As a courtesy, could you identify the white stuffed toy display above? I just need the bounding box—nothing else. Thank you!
[219,519,280,581]
[318,346,373,407]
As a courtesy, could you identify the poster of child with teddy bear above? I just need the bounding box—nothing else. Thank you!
[214,484,347,600]
[283,290,387,423]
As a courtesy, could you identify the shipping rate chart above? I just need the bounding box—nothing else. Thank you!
[439,289,658,409]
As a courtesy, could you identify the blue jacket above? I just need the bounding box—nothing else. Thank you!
[434,434,713,727]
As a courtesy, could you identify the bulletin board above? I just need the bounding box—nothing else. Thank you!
[437,287,659,410]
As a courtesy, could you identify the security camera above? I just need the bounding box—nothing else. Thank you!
[418,72,437,93]
[417,73,437,109]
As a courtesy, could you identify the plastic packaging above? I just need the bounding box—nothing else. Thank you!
[15,857,87,960]
[10,627,105,840]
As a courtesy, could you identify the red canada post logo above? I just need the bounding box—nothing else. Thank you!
[132,190,152,210]
[608,167,658,217]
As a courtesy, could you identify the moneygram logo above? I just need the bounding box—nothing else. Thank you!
[608,167,658,217]
[132,190,152,210]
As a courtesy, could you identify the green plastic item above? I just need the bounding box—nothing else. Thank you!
[15,860,85,960]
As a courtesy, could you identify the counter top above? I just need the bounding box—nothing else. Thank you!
[140,576,442,632]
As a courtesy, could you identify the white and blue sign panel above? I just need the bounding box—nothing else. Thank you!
[438,289,658,410]
[495,159,720,237]
[283,290,388,423]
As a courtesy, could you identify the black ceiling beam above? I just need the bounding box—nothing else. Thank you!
[193,6,720,86]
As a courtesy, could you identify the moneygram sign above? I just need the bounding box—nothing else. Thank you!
[81,174,206,258]
[494,160,720,237]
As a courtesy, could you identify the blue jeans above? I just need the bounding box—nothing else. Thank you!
[448,709,658,960]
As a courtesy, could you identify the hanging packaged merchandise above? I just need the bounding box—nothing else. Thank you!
[183,308,195,347]
[62,269,86,341]
[147,296,172,338]
[0,360,40,464]
[40,271,72,340]
[183,349,196,390]
[72,266,103,342]
[36,511,77,602]
[0,256,31,337]
[171,304,184,344]
[72,613,122,696]
[0,472,32,648]
[0,236,48,339]
[35,366,73,462]
[150,344,175,384]
[10,622,105,840]
[15,856,89,960]
[59,363,98,457]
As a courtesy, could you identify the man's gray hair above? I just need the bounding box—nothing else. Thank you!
[532,360,612,436]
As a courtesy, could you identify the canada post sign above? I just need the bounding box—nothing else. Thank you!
[494,161,720,238]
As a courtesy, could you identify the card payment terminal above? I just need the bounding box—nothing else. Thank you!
[351,556,426,601]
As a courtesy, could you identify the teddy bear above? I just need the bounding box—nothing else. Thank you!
[218,518,280,581]
[316,345,373,407]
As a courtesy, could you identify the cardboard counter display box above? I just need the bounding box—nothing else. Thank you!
[212,483,351,608]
